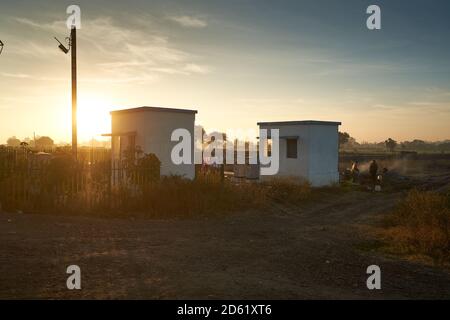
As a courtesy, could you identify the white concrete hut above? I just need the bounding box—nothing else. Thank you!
[257,120,341,186]
[108,106,197,180]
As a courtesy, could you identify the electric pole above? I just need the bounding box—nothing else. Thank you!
[71,27,77,159]
[55,27,77,159]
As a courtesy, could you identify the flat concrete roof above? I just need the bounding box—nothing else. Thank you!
[257,120,341,126]
[110,106,198,115]
[101,131,136,137]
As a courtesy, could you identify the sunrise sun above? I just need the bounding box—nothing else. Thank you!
[76,94,112,142]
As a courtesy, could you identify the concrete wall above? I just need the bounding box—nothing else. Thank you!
[258,123,339,186]
[307,125,339,186]
[112,110,196,180]
[259,124,309,179]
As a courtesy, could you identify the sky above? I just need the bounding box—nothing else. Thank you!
[1,0,450,144]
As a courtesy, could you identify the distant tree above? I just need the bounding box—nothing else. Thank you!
[20,141,29,149]
[203,131,227,158]
[338,132,350,147]
[347,137,359,147]
[204,131,227,145]
[438,141,450,152]
[385,138,397,152]
[23,137,35,148]
[401,139,438,152]
[35,136,54,149]
[6,136,21,147]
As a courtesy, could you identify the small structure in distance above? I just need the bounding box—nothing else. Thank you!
[106,106,197,180]
[257,120,341,187]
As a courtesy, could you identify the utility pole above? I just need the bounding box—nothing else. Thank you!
[55,28,77,159]
[71,27,77,159]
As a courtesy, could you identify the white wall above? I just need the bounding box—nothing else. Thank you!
[259,124,309,179]
[308,125,339,186]
[112,110,196,180]
[258,123,339,186]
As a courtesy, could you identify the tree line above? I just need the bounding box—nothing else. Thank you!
[339,132,450,153]
[4,136,54,149]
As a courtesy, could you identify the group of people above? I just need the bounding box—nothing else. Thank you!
[350,159,383,190]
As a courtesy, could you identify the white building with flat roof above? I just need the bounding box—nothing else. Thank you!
[257,120,341,187]
[108,106,197,180]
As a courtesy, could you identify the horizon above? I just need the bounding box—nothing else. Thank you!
[3,127,450,147]
[1,0,450,144]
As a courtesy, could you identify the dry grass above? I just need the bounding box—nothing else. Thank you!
[381,189,450,265]
[0,148,319,218]
[111,175,312,218]
[123,174,267,217]
[260,176,312,204]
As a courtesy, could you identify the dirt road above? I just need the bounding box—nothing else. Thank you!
[1,189,450,299]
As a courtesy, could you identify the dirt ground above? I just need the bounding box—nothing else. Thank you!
[1,166,450,299]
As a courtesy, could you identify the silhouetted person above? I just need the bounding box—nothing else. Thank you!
[351,161,360,183]
[369,160,378,184]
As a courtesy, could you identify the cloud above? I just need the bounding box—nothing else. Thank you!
[14,17,60,30]
[314,62,404,77]
[408,101,440,107]
[12,16,211,83]
[183,63,210,74]
[371,104,398,110]
[369,101,450,117]
[236,97,329,106]
[0,72,63,81]
[169,16,207,28]
[1,72,33,79]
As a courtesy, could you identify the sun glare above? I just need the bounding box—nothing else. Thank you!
[77,94,112,143]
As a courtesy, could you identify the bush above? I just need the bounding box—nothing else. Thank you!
[382,190,450,264]
[42,154,76,190]
[126,153,161,184]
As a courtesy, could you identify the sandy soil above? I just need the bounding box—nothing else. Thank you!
[1,179,450,299]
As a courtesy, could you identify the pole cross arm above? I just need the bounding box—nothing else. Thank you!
[54,37,69,54]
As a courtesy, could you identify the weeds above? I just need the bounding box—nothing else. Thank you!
[381,189,450,265]
[260,176,311,204]
[0,156,313,218]
[116,175,311,218]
